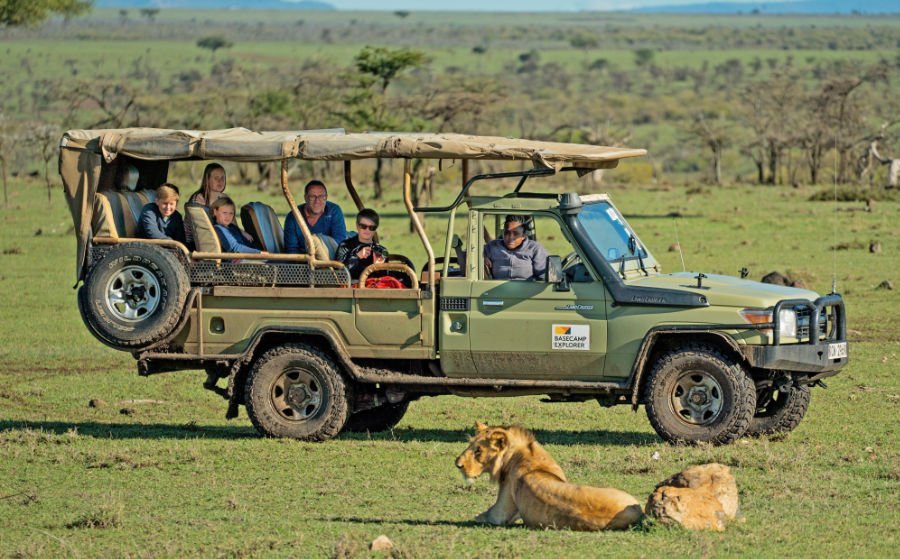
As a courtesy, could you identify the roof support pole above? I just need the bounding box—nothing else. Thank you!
[404,160,434,294]
[281,160,318,273]
[343,161,365,212]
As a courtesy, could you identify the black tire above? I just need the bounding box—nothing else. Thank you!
[644,344,756,445]
[244,344,349,441]
[80,243,189,350]
[343,401,409,433]
[746,383,811,437]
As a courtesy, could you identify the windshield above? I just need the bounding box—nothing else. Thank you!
[577,202,648,263]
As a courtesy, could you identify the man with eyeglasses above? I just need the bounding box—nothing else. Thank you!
[335,208,388,279]
[484,215,549,281]
[284,180,348,254]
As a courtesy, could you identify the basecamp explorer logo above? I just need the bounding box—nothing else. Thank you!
[552,324,590,351]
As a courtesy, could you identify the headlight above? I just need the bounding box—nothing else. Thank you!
[777,308,797,338]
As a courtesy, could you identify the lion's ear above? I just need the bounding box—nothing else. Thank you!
[475,421,488,433]
[489,431,507,451]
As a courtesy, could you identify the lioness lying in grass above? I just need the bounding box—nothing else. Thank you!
[455,422,644,530]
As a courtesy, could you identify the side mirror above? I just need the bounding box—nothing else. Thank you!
[546,255,570,292]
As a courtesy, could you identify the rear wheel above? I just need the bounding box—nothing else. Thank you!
[746,383,811,436]
[343,401,409,433]
[244,344,349,441]
[644,344,755,445]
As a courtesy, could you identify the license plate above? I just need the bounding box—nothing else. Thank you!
[827,342,847,360]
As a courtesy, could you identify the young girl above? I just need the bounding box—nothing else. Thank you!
[211,196,265,254]
[188,163,227,207]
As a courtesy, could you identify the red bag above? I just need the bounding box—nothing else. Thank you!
[365,275,405,289]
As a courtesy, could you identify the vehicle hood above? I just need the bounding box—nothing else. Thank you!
[625,272,821,308]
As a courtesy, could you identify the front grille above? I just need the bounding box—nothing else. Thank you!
[796,307,828,340]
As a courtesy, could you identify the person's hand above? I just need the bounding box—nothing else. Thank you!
[374,253,385,264]
[260,251,269,255]
[485,257,492,269]
[358,246,372,259]
[242,231,254,242]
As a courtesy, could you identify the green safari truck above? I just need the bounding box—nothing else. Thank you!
[60,128,848,445]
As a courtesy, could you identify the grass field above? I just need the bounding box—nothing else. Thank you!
[0,166,897,557]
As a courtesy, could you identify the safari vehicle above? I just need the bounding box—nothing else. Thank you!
[60,128,848,445]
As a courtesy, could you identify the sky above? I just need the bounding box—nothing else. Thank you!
[321,0,781,10]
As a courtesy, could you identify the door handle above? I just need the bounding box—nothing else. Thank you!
[483,300,504,307]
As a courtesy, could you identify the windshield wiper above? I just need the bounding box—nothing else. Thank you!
[629,234,649,276]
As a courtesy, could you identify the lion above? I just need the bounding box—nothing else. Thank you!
[645,463,739,531]
[455,422,644,530]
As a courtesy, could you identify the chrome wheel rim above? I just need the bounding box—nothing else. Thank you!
[671,370,724,425]
[105,265,161,322]
[271,368,322,421]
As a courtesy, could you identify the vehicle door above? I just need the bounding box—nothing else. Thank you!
[464,212,609,380]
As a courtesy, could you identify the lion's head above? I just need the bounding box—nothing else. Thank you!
[455,421,512,484]
[456,422,540,483]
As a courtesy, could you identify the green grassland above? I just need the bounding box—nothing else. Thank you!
[1,165,898,557]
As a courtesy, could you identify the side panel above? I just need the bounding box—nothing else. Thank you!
[465,280,608,380]
[178,287,433,359]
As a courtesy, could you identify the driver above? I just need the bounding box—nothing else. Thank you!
[484,215,549,281]
[335,208,388,279]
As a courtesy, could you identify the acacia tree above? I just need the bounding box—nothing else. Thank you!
[197,35,233,61]
[340,46,429,199]
[28,123,60,202]
[0,0,91,26]
[689,111,731,185]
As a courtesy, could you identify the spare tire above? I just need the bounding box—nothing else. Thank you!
[80,243,189,350]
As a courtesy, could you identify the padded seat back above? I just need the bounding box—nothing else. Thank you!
[241,202,284,253]
[92,190,159,239]
[185,204,221,253]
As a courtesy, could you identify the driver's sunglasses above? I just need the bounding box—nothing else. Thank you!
[357,222,377,231]
[503,226,525,238]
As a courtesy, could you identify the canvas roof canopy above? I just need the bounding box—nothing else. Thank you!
[59,127,647,280]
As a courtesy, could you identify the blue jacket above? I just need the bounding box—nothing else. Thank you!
[138,203,186,244]
[283,201,348,253]
[215,223,260,254]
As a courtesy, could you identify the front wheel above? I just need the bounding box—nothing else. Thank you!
[244,344,349,441]
[644,344,755,445]
[745,382,811,437]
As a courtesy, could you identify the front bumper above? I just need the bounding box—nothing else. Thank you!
[742,293,848,379]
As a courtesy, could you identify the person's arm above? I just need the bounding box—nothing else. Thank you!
[216,225,260,254]
[139,206,169,240]
[283,212,300,253]
[334,240,351,264]
[168,213,187,244]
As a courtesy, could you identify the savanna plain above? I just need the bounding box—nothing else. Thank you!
[2,175,898,558]
[1,7,899,559]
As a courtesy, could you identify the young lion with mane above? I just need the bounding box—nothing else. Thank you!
[455,422,644,530]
